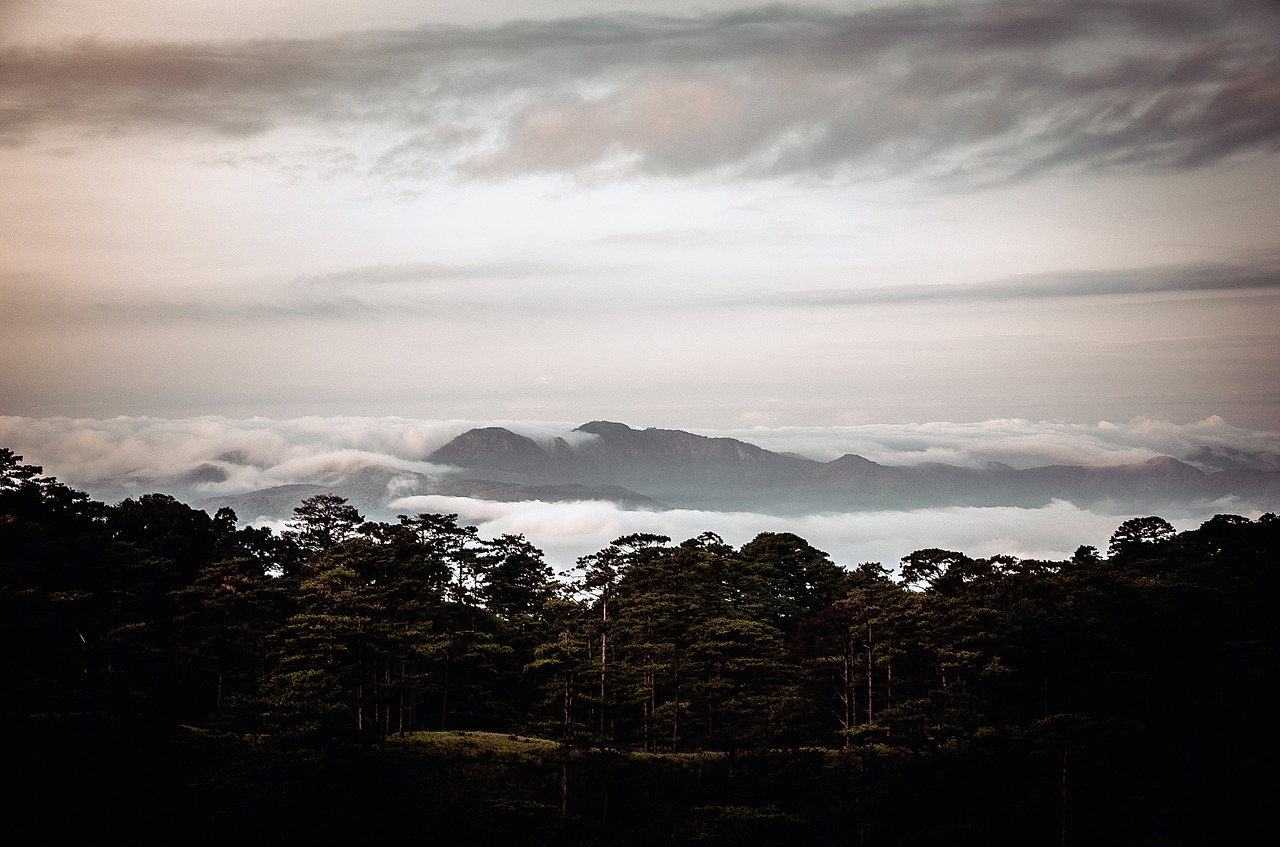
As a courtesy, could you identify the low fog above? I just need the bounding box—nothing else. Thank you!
[386,495,1215,573]
[3,413,1274,570]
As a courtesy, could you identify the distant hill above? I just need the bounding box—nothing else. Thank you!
[172,420,1280,521]
[431,420,814,488]
[427,420,1280,514]
[200,462,661,522]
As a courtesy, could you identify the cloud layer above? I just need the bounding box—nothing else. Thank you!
[7,413,1280,489]
[3,413,1274,568]
[5,1,1277,185]
[386,494,1214,572]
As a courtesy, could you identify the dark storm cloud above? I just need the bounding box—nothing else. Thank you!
[3,1,1277,184]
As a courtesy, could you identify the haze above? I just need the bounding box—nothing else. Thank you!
[3,413,1277,569]
[3,1,1278,565]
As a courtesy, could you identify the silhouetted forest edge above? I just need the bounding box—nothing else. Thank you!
[3,448,1272,844]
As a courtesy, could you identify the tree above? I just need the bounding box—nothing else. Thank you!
[479,534,555,623]
[898,549,971,593]
[738,532,847,636]
[394,513,482,604]
[0,448,42,491]
[1070,545,1102,568]
[1107,516,1175,559]
[689,616,790,749]
[173,553,289,729]
[574,537,656,744]
[113,493,219,579]
[285,494,364,560]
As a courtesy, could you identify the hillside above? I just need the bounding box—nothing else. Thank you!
[427,420,1280,513]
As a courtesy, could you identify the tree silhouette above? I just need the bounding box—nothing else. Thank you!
[285,494,364,559]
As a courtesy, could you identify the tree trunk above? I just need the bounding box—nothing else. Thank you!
[885,642,893,737]
[671,650,680,753]
[840,649,852,745]
[866,622,874,725]
[599,594,608,736]
[560,755,570,818]
[439,640,451,730]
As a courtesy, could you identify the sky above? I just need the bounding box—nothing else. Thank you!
[3,1,1280,566]
[2,0,1279,428]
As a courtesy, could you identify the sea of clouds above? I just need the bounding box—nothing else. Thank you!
[3,414,1276,570]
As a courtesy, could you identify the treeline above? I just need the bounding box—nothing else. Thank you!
[3,446,1275,841]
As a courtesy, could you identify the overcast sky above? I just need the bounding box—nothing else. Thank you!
[3,0,1279,431]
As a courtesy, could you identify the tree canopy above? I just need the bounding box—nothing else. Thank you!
[4,461,1274,843]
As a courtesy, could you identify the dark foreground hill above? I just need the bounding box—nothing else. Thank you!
[3,447,1274,843]
[9,720,1265,844]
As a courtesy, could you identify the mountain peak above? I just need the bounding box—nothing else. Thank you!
[827,453,879,468]
[1134,455,1204,479]
[420,421,1276,513]
[574,420,635,435]
[427,426,550,474]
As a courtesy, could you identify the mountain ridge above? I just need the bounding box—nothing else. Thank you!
[427,420,1280,513]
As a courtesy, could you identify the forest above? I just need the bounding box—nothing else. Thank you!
[2,446,1272,844]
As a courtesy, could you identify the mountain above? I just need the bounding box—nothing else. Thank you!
[424,479,663,510]
[427,421,1280,514]
[157,420,1280,523]
[430,420,814,487]
[199,462,661,523]
[428,427,569,477]
[431,420,816,494]
[202,483,329,520]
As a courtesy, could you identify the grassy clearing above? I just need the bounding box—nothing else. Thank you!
[387,730,759,763]
[389,729,562,757]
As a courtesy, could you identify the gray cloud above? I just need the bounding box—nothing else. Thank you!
[11,254,1279,328]
[0,414,617,499]
[0,415,469,500]
[6,411,1278,492]
[697,415,1280,469]
[768,259,1280,308]
[10,409,1280,493]
[3,1,1276,185]
[87,295,382,323]
[290,260,576,287]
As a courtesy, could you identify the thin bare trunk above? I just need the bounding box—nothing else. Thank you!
[671,651,680,753]
[383,669,390,738]
[886,642,893,737]
[440,642,451,730]
[564,668,574,737]
[561,761,569,817]
[396,662,402,733]
[866,622,873,725]
[840,649,852,745]
[644,657,654,753]
[600,593,608,736]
